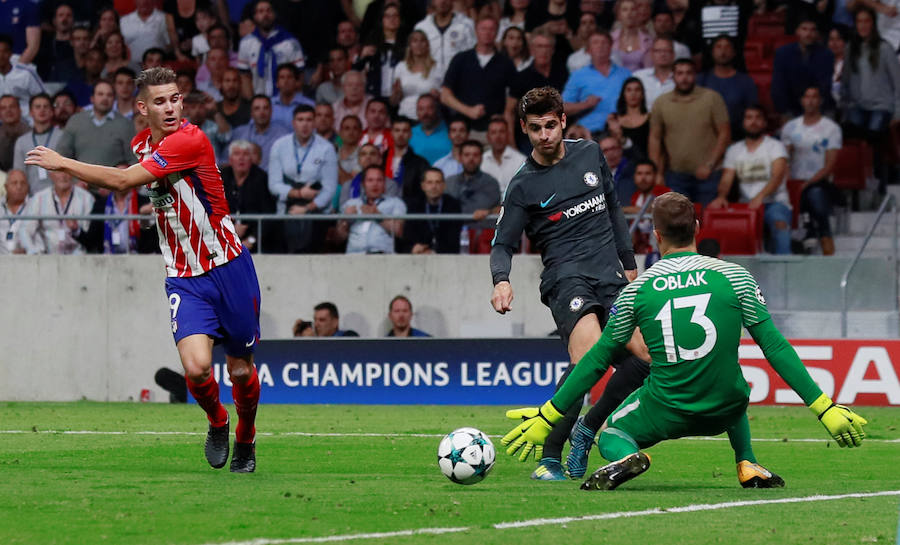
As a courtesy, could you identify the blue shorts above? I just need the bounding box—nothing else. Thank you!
[165,249,261,357]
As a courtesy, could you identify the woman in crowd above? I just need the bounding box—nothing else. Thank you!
[92,8,120,50]
[391,30,441,120]
[611,0,652,71]
[101,31,139,77]
[609,76,650,157]
[359,2,409,99]
[165,0,210,61]
[500,26,532,71]
[841,6,900,192]
[828,26,847,106]
[498,0,530,41]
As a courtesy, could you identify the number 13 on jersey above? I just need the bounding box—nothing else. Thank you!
[654,293,718,363]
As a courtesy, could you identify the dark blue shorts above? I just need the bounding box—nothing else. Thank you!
[164,249,261,357]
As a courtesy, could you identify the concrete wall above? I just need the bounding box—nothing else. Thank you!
[0,254,895,401]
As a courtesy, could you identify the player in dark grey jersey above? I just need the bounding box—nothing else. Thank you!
[490,87,652,481]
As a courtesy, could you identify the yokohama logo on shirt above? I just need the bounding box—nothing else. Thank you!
[132,120,242,277]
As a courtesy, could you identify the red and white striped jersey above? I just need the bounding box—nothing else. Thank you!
[132,120,243,277]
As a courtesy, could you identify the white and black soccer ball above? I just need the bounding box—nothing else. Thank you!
[437,427,496,485]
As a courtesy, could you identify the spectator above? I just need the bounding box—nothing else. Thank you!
[649,58,730,205]
[120,0,171,63]
[56,81,136,173]
[13,94,60,195]
[292,319,314,337]
[316,47,352,105]
[434,118,470,178]
[500,26,531,71]
[567,12,598,74]
[91,8,120,51]
[651,5,692,60]
[525,0,579,67]
[313,302,359,337]
[445,140,502,228]
[391,30,442,121]
[599,134,637,208]
[356,3,408,99]
[36,4,77,82]
[772,18,835,120]
[338,165,406,254]
[386,295,431,337]
[189,6,218,61]
[231,95,291,171]
[222,139,279,253]
[633,37,675,110]
[828,27,847,105]
[216,67,251,127]
[564,123,591,139]
[414,0,476,78]
[410,94,452,164]
[507,30,568,152]
[623,158,669,253]
[182,90,229,164]
[92,183,154,255]
[360,98,395,162]
[698,35,758,140]
[0,35,45,116]
[0,169,28,254]
[389,116,431,202]
[69,25,93,75]
[710,105,792,254]
[854,0,900,52]
[841,6,900,192]
[611,0,653,71]
[268,104,338,253]
[336,20,363,64]
[101,31,139,78]
[441,17,517,138]
[699,0,749,56]
[0,95,28,171]
[67,47,107,107]
[141,47,165,70]
[271,63,314,128]
[20,170,95,255]
[315,103,337,145]
[481,115,526,194]
[337,114,364,186]
[403,167,463,253]
[237,0,305,97]
[196,47,230,101]
[0,0,39,65]
[332,71,372,132]
[607,77,650,159]
[164,0,205,61]
[275,0,346,70]
[52,90,77,129]
[499,0,530,40]
[562,31,631,135]
[111,67,137,120]
[781,86,842,255]
[339,143,391,207]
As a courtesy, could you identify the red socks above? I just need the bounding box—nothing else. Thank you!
[232,366,260,444]
[186,374,228,427]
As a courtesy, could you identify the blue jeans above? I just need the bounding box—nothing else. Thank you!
[800,182,832,238]
[764,202,793,254]
[845,107,892,192]
[665,170,721,206]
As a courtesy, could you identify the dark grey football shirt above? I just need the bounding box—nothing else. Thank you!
[490,138,636,289]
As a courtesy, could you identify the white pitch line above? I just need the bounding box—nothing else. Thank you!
[1,430,898,443]
[202,490,900,545]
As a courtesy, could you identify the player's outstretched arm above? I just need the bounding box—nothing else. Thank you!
[748,319,867,447]
[501,401,565,462]
[25,146,155,191]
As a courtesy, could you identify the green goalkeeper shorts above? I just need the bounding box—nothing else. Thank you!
[604,386,748,448]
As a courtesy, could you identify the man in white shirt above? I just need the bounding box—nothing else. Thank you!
[414,0,476,78]
[0,35,45,116]
[237,0,305,97]
[20,170,95,255]
[119,0,171,63]
[780,86,842,255]
[710,105,792,254]
[632,37,675,110]
[480,115,525,195]
[339,165,406,254]
[0,169,28,254]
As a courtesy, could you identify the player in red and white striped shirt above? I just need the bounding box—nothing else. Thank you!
[26,68,261,473]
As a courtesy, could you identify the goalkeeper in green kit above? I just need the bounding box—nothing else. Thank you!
[502,192,868,490]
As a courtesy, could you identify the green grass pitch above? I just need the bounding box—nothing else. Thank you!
[0,402,898,545]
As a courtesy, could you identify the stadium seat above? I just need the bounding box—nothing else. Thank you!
[471,228,496,254]
[833,140,872,210]
[744,40,771,71]
[163,59,199,73]
[701,204,763,255]
[748,17,786,42]
[786,179,804,228]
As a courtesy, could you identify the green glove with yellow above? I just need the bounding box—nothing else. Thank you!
[501,401,565,461]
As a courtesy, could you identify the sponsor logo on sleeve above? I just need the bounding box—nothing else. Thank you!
[151,151,168,168]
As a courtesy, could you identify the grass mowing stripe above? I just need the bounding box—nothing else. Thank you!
[1,429,898,442]
[203,490,900,545]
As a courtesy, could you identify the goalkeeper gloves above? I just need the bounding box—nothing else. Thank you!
[501,401,564,462]
[809,393,868,448]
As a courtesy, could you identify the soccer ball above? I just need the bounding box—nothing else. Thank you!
[437,427,496,485]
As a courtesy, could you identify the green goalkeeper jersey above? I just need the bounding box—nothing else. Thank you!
[603,251,770,415]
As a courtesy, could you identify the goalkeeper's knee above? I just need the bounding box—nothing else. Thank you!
[598,427,639,462]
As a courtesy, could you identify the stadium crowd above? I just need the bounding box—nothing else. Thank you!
[1,0,898,257]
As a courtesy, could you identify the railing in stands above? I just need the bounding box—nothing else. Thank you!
[839,194,899,337]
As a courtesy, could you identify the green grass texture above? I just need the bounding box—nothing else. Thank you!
[0,402,898,545]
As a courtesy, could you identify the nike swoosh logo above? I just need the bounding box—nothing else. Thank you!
[540,193,556,208]
[245,338,256,348]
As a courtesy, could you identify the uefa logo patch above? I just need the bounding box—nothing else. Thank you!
[583,171,599,187]
[152,151,168,168]
[756,286,766,305]
[569,296,584,312]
